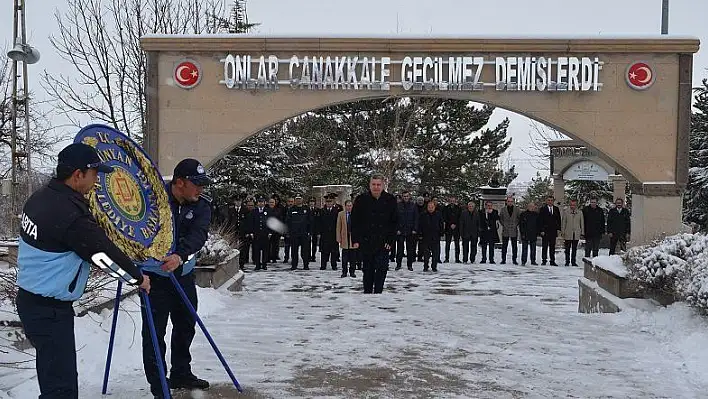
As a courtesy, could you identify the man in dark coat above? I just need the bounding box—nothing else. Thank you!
[443,196,462,263]
[415,196,426,262]
[538,196,561,266]
[419,200,444,271]
[607,198,631,255]
[351,174,398,294]
[308,197,321,262]
[582,197,605,258]
[479,201,500,264]
[395,190,419,271]
[458,200,480,264]
[227,195,250,270]
[267,196,284,263]
[245,196,272,271]
[518,202,540,265]
[283,197,295,263]
[319,193,340,270]
[285,195,312,270]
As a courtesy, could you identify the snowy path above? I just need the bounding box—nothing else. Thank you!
[4,248,708,398]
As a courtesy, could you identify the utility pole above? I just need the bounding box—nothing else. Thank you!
[661,0,669,34]
[7,0,39,235]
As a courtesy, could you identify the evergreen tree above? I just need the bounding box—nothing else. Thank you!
[565,180,613,208]
[684,77,708,229]
[520,172,552,208]
[215,0,260,33]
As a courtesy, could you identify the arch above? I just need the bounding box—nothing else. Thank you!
[204,93,641,184]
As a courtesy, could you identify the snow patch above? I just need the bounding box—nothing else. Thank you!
[592,255,628,278]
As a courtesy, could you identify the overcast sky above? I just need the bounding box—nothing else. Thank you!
[2,0,707,183]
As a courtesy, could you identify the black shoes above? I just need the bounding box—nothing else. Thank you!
[169,374,210,390]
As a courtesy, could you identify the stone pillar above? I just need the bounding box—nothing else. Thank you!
[630,194,682,245]
[553,175,565,205]
[609,175,627,202]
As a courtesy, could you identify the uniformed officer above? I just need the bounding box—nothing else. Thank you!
[308,197,321,260]
[245,195,272,271]
[227,195,249,270]
[285,195,312,270]
[16,143,151,398]
[319,193,340,270]
[140,158,212,398]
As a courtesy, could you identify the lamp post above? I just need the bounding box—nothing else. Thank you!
[661,0,669,34]
[7,0,40,235]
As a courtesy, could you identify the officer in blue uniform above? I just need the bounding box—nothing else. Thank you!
[245,195,272,271]
[140,158,212,398]
[16,143,151,398]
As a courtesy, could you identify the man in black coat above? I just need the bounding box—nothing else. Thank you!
[227,195,250,270]
[419,200,444,271]
[245,196,272,271]
[285,195,312,270]
[395,190,419,271]
[458,201,480,264]
[267,196,285,263]
[351,174,398,294]
[319,193,340,270]
[308,197,321,262]
[519,202,540,265]
[607,198,631,255]
[443,196,462,263]
[479,201,500,264]
[582,197,605,258]
[538,196,561,266]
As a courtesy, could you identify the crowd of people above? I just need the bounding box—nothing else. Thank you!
[215,186,633,273]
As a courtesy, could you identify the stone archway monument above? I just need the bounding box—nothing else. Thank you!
[140,35,699,245]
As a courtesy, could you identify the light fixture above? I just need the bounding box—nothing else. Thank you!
[7,42,40,64]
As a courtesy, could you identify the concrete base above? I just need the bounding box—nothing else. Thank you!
[578,277,622,313]
[195,253,241,289]
[631,194,683,246]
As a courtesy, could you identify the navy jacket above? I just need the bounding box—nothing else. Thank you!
[351,190,398,254]
[142,184,211,277]
[16,179,144,301]
[285,205,312,237]
[396,201,419,235]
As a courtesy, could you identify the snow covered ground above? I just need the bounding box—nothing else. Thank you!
[3,245,708,398]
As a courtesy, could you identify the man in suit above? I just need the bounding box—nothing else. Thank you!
[458,201,480,264]
[419,200,444,271]
[336,200,358,278]
[395,190,419,271]
[538,196,561,266]
[319,193,340,270]
[245,196,272,271]
[479,201,500,264]
[582,197,605,258]
[443,196,462,263]
[498,196,521,265]
[519,202,540,266]
[227,195,250,270]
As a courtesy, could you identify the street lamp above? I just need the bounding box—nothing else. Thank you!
[7,42,40,64]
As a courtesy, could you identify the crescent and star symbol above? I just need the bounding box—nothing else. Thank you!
[626,62,654,90]
[173,60,201,89]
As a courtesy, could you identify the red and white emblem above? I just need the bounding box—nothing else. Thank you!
[173,59,201,89]
[626,62,654,90]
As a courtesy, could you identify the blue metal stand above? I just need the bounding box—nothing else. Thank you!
[101,281,122,394]
[169,273,243,392]
[142,289,171,398]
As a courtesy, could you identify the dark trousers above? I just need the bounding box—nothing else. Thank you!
[416,236,424,261]
[141,272,198,396]
[422,237,440,270]
[320,239,339,269]
[311,234,319,258]
[389,240,397,261]
[283,235,290,261]
[461,236,478,262]
[396,234,417,268]
[444,229,460,261]
[565,239,579,265]
[480,234,495,262]
[362,249,389,294]
[584,236,601,257]
[501,236,518,262]
[16,289,78,399]
[342,248,360,275]
[238,235,251,267]
[609,234,627,255]
[252,234,269,268]
[521,238,537,264]
[541,234,557,263]
[269,233,281,261]
[290,235,311,268]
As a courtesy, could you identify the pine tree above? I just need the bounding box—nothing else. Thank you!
[520,172,552,208]
[684,77,708,229]
[215,1,260,33]
[565,180,613,209]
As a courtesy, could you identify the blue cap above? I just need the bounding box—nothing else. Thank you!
[58,143,113,173]
[173,158,211,186]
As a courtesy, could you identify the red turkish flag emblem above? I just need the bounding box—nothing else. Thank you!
[626,62,654,90]
[173,60,201,89]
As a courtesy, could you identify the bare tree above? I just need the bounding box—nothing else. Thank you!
[42,0,227,140]
[521,121,568,171]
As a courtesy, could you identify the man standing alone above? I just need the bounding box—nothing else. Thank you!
[351,174,398,294]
